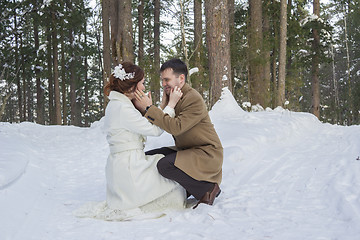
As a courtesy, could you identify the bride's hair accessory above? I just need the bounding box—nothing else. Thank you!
[113,64,135,81]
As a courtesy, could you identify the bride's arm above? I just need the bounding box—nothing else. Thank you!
[121,103,164,137]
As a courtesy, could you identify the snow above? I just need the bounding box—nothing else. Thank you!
[189,67,199,76]
[1,88,360,239]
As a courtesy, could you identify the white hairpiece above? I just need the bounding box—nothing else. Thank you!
[113,64,135,81]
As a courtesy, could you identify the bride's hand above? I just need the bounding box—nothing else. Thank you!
[168,86,183,109]
[134,89,152,112]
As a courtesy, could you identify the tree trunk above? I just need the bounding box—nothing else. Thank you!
[205,0,232,107]
[61,35,68,125]
[84,23,89,127]
[179,0,190,85]
[277,0,287,107]
[20,37,27,121]
[14,4,23,122]
[120,0,134,62]
[152,0,161,103]
[262,0,271,108]
[66,0,77,125]
[47,25,55,124]
[343,4,352,124]
[228,0,235,93]
[110,0,118,64]
[248,0,265,107]
[52,8,62,125]
[33,0,45,124]
[193,0,204,95]
[138,0,144,66]
[111,0,134,64]
[311,0,320,118]
[331,43,339,123]
[102,0,111,109]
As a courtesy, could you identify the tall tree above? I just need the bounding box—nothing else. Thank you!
[102,0,111,109]
[205,0,232,107]
[110,0,134,64]
[228,0,235,93]
[14,3,23,122]
[311,0,320,118]
[192,0,204,95]
[32,0,45,124]
[52,4,62,125]
[248,0,265,107]
[152,0,161,103]
[137,0,144,66]
[277,0,287,107]
[46,24,55,124]
[66,0,78,125]
[262,0,271,108]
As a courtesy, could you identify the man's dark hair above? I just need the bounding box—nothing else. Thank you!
[160,58,188,81]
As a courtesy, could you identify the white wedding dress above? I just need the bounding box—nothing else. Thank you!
[75,91,186,221]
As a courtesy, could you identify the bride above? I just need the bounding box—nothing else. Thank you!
[75,62,186,221]
[104,61,186,212]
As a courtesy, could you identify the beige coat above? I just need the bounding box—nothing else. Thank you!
[145,83,223,184]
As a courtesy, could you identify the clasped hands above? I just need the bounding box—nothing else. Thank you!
[133,86,183,114]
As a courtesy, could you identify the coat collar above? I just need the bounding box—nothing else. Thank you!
[108,91,132,105]
[181,83,191,96]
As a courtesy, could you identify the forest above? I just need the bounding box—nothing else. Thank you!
[0,0,359,126]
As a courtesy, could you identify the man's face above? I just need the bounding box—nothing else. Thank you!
[160,68,184,95]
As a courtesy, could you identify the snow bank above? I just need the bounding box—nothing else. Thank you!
[0,123,31,189]
[1,88,360,240]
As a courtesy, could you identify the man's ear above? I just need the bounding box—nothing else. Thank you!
[179,74,186,84]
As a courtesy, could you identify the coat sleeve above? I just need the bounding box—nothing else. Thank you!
[120,103,164,137]
[144,92,207,136]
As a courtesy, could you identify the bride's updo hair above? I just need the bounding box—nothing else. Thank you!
[104,62,144,96]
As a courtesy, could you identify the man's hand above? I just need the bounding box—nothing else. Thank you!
[168,86,183,109]
[134,89,152,113]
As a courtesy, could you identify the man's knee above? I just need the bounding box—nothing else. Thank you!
[157,154,175,177]
[157,157,168,177]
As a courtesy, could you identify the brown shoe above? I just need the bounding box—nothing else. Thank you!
[193,183,221,209]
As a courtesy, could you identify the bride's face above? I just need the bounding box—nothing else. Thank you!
[136,78,146,92]
[126,78,145,100]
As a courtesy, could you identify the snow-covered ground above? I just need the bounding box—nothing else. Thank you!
[1,89,360,240]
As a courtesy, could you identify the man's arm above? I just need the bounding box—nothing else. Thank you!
[144,92,207,136]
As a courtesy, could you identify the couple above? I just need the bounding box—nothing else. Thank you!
[103,59,223,216]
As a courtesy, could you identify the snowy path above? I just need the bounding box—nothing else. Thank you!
[1,92,360,239]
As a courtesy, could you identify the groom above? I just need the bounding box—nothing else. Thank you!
[137,58,223,209]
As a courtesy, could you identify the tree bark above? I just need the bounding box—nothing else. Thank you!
[228,0,235,93]
[138,0,144,66]
[263,0,271,108]
[152,0,161,103]
[33,0,45,124]
[311,0,320,118]
[277,0,287,107]
[343,4,352,124]
[66,0,78,125]
[52,8,62,125]
[248,0,265,107]
[14,4,23,122]
[179,0,190,86]
[20,36,27,121]
[120,0,134,62]
[111,0,134,64]
[47,24,55,124]
[102,0,111,109]
[61,35,68,125]
[193,0,203,95]
[84,23,89,127]
[205,0,232,107]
